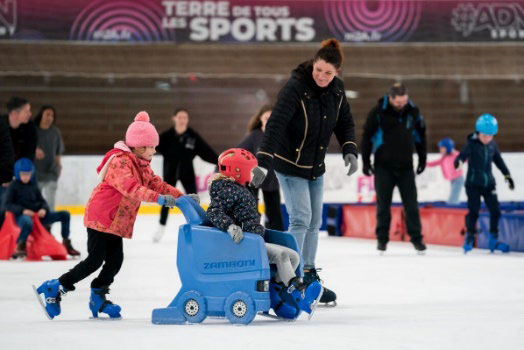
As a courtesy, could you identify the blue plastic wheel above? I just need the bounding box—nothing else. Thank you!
[224,292,256,325]
[177,291,207,323]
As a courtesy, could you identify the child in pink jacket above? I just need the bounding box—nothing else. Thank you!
[426,138,464,204]
[35,112,193,320]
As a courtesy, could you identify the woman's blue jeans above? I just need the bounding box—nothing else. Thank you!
[275,172,324,269]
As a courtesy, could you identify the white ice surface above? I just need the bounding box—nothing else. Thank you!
[1,214,524,350]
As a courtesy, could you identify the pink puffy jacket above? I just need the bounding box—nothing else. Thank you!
[426,150,463,181]
[84,141,182,238]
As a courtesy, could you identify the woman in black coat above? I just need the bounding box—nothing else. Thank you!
[238,105,284,231]
[251,39,358,305]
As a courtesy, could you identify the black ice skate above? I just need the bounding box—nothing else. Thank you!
[377,241,387,255]
[412,240,427,255]
[304,267,337,307]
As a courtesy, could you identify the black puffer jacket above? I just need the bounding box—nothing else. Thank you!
[454,132,510,188]
[207,179,265,237]
[257,61,357,180]
[361,96,427,169]
[0,115,14,184]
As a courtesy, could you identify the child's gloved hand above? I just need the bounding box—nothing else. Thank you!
[227,224,244,243]
[250,166,268,188]
[188,193,200,204]
[344,154,358,176]
[157,195,177,208]
[505,175,515,190]
[454,159,463,170]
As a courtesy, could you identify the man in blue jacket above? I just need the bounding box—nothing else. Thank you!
[454,114,515,253]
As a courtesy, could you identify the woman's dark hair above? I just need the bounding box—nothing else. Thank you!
[173,108,189,116]
[247,105,273,132]
[6,96,29,113]
[314,38,344,69]
[33,105,57,127]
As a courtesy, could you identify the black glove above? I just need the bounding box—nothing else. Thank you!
[250,166,268,188]
[344,154,358,176]
[505,175,515,190]
[363,163,374,176]
[454,159,462,170]
[416,161,426,175]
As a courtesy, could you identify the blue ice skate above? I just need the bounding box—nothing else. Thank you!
[488,234,510,253]
[269,279,323,320]
[463,234,475,253]
[33,279,67,320]
[89,287,122,319]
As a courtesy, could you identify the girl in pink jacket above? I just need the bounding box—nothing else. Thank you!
[426,138,464,204]
[35,112,190,320]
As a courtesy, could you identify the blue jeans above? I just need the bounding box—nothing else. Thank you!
[16,211,70,243]
[448,176,464,205]
[275,172,324,269]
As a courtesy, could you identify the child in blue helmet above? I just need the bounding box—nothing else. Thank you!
[426,138,464,204]
[454,114,515,253]
[0,158,79,259]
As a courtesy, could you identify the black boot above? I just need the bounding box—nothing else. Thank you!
[63,239,80,257]
[377,241,387,252]
[11,241,27,259]
[412,239,427,254]
[303,268,337,306]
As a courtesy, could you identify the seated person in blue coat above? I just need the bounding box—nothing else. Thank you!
[1,158,79,259]
[206,148,322,318]
[454,114,515,254]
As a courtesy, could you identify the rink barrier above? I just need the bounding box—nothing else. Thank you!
[339,202,524,252]
[53,204,266,215]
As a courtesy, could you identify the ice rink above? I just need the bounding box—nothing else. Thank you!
[1,214,523,350]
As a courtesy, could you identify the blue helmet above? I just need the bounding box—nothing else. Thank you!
[14,158,34,180]
[437,138,455,154]
[475,113,498,135]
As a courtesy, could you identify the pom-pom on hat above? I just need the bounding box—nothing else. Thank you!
[125,111,159,147]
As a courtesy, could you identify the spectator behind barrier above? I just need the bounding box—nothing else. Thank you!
[34,105,65,211]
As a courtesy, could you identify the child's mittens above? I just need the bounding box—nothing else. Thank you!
[187,193,200,204]
[158,195,177,208]
[505,175,515,190]
[227,224,244,244]
[454,159,463,170]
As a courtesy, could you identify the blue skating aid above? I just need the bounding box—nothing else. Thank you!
[463,234,475,254]
[89,287,121,319]
[152,196,304,325]
[488,235,510,253]
[33,279,67,320]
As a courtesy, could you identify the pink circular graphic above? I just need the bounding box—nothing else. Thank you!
[70,0,175,42]
[324,0,422,42]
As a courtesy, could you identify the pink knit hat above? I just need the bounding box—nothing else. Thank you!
[125,111,159,147]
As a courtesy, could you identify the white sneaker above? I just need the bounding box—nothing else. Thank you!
[152,225,166,243]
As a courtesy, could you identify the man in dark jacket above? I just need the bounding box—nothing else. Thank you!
[153,108,219,242]
[361,83,427,253]
[0,109,14,227]
[5,97,37,162]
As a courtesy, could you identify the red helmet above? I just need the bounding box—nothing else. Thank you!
[218,148,258,186]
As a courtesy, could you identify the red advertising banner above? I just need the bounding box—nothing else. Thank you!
[1,0,523,43]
